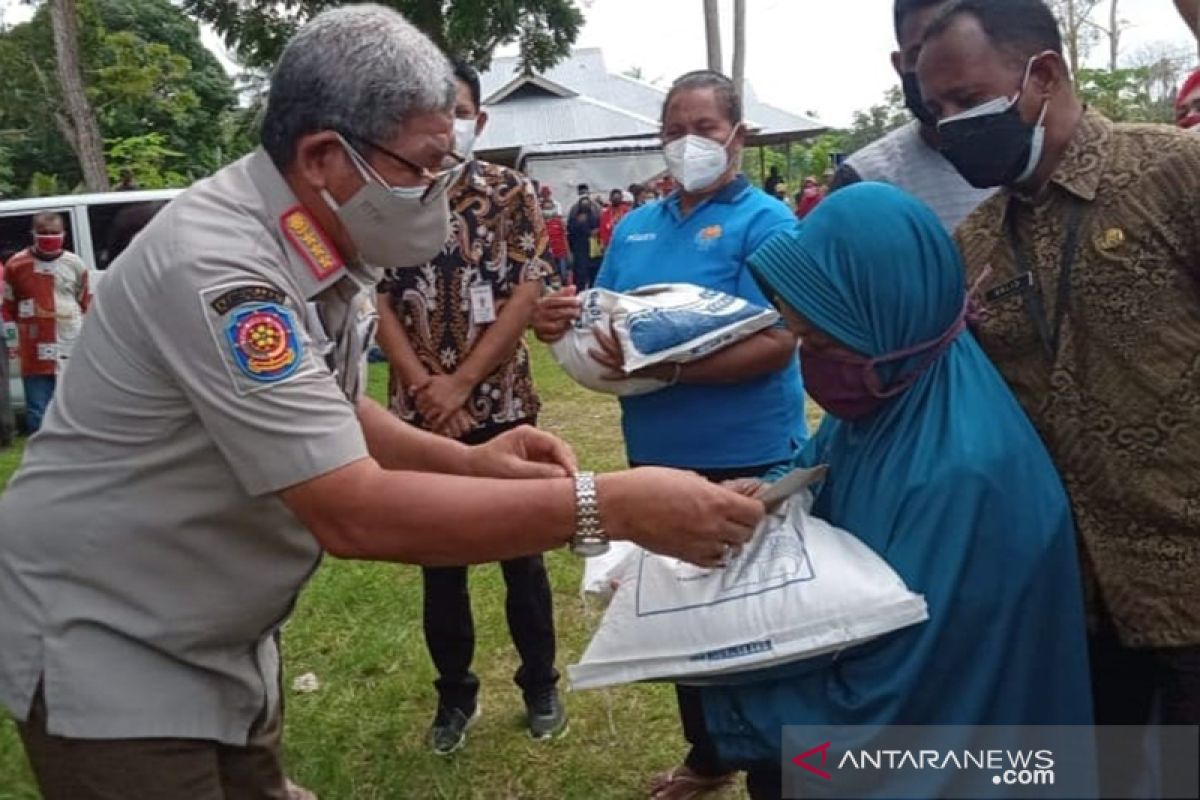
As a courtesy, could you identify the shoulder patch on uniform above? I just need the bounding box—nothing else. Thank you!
[209,284,288,315]
[280,205,344,281]
[225,302,303,383]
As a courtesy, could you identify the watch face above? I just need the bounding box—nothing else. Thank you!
[572,539,611,558]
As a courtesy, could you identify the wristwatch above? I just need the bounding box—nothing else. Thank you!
[570,471,610,557]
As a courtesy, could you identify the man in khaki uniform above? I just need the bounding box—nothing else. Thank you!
[0,7,763,798]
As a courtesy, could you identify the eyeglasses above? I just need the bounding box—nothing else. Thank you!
[341,131,466,205]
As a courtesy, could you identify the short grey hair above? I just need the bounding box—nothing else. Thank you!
[261,4,456,169]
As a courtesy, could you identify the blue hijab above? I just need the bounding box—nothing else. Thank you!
[698,184,1093,785]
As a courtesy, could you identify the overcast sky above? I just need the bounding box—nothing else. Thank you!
[3,0,1195,127]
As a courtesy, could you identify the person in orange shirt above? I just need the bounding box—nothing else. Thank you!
[1,212,90,433]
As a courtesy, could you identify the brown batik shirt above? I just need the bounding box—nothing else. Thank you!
[379,160,552,432]
[956,108,1200,647]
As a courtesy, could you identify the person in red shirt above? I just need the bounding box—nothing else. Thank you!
[794,176,826,219]
[1,212,90,432]
[597,188,630,251]
[0,257,11,447]
[539,188,570,284]
[1176,68,1200,131]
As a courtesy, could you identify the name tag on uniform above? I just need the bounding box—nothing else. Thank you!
[36,342,56,362]
[17,299,35,319]
[470,284,497,325]
[33,261,55,275]
[984,271,1034,303]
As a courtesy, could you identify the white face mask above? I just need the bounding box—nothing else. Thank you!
[662,124,739,192]
[454,118,478,159]
[321,134,454,276]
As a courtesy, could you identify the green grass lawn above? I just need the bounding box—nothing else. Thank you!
[0,342,822,799]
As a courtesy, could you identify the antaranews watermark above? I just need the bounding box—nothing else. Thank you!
[779,724,1199,799]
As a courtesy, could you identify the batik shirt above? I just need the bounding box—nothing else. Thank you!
[379,160,552,432]
[956,109,1200,647]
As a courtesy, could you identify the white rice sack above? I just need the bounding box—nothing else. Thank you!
[550,283,780,396]
[581,540,641,601]
[568,473,928,690]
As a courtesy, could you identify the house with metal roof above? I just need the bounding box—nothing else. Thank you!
[474,48,826,202]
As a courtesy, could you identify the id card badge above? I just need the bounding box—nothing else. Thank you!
[17,299,35,319]
[36,342,57,362]
[470,284,497,325]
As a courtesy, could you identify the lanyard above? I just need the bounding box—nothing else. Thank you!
[1005,196,1088,361]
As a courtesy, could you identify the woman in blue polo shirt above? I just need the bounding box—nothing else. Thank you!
[534,70,806,799]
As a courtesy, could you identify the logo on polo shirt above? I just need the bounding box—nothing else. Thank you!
[626,232,657,243]
[695,224,723,251]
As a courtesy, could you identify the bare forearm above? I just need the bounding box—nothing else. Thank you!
[329,468,577,565]
[456,282,538,386]
[675,329,797,384]
[356,397,471,474]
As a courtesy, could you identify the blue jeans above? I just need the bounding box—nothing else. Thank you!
[22,375,56,434]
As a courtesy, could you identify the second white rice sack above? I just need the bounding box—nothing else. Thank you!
[550,283,780,396]
[567,478,929,690]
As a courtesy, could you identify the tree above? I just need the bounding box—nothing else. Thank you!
[48,0,110,191]
[840,86,909,155]
[703,0,722,73]
[183,0,584,72]
[0,0,242,196]
[732,0,746,97]
[1049,0,1103,82]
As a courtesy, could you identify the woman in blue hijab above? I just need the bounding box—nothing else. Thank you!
[698,183,1093,799]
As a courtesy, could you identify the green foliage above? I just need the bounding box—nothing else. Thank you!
[840,85,909,155]
[1078,66,1156,122]
[0,145,15,198]
[743,86,910,196]
[184,0,584,72]
[105,132,189,188]
[27,172,63,197]
[0,0,239,198]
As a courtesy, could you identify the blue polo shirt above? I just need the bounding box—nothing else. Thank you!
[595,176,806,469]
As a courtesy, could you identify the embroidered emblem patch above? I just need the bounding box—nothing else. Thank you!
[224,302,302,382]
[209,284,288,315]
[280,205,344,281]
[695,224,723,250]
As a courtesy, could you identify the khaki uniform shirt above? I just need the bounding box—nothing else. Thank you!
[0,148,374,743]
[956,110,1200,647]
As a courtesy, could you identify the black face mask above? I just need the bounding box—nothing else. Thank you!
[933,56,1048,189]
[935,97,1046,189]
[901,72,937,126]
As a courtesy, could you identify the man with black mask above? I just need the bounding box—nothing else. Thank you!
[921,0,1200,795]
[827,0,993,231]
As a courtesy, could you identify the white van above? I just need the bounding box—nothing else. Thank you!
[0,189,183,417]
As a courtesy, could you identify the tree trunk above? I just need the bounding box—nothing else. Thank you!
[1108,0,1120,72]
[732,0,746,97]
[703,0,722,74]
[1065,0,1080,83]
[49,0,109,192]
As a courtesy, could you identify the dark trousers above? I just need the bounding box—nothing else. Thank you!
[422,419,560,713]
[17,686,286,800]
[1090,615,1200,798]
[633,460,787,780]
[22,374,55,434]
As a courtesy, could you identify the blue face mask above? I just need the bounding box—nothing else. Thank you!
[935,55,1050,189]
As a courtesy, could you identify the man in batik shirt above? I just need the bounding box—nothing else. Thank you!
[375,60,562,757]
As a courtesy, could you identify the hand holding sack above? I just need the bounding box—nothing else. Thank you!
[550,283,780,396]
[568,469,929,689]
